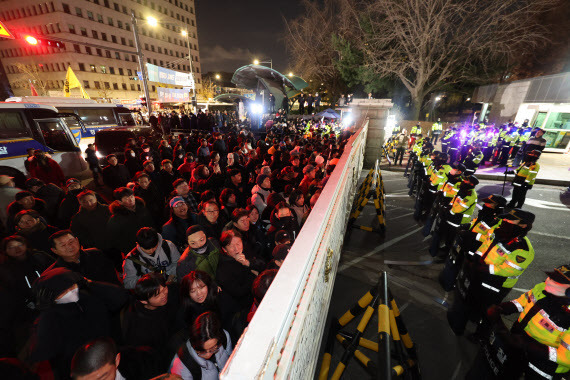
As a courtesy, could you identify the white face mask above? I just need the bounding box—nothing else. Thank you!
[55,287,80,304]
[545,277,570,297]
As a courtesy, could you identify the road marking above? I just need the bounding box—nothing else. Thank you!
[399,302,410,312]
[389,212,414,220]
[512,287,530,293]
[529,231,570,241]
[339,227,422,272]
[524,198,570,211]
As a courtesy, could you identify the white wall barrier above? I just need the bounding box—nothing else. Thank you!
[221,120,369,379]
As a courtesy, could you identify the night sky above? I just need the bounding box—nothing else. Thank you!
[195,0,303,74]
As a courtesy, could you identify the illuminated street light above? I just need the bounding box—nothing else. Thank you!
[215,74,221,80]
[251,103,263,114]
[181,30,188,37]
[435,96,442,101]
[253,59,260,65]
[288,72,294,77]
[147,17,158,27]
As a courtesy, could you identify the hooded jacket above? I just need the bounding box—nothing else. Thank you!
[251,184,272,213]
[107,197,155,255]
[266,207,300,251]
[122,234,181,289]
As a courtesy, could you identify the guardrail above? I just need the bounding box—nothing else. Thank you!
[220,119,369,379]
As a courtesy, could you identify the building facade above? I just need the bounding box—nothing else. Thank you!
[0,0,202,103]
[472,71,570,152]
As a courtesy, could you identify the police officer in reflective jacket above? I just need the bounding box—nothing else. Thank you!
[507,149,541,209]
[467,264,570,379]
[448,208,535,336]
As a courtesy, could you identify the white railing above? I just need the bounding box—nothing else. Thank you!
[221,120,369,379]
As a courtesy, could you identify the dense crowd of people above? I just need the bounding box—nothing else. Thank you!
[0,117,351,379]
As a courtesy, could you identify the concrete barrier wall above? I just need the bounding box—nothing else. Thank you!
[220,120,368,379]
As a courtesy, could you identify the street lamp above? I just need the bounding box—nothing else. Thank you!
[253,58,272,69]
[147,18,198,110]
[215,74,221,80]
[288,72,294,77]
[131,12,152,115]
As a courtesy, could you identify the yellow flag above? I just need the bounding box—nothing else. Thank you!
[64,66,89,98]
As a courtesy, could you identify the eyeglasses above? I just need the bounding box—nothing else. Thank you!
[196,343,221,356]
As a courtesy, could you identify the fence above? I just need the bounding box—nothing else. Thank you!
[220,119,369,379]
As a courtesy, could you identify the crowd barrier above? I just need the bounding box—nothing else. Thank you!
[220,120,369,379]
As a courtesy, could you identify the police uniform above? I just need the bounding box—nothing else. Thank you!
[508,150,541,208]
[448,208,536,336]
[472,265,570,379]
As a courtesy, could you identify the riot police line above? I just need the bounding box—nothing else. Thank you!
[399,133,569,379]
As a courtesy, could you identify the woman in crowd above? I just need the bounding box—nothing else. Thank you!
[14,210,59,256]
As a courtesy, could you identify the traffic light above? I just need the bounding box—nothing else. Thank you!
[23,35,65,49]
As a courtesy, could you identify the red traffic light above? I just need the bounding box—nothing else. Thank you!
[25,35,38,45]
[22,34,64,48]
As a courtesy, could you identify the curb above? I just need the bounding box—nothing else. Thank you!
[376,165,570,187]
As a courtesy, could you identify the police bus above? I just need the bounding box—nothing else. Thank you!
[5,97,138,152]
[0,102,90,186]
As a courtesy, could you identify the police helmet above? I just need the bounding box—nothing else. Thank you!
[498,208,535,225]
[438,152,449,162]
[481,194,507,208]
[545,265,570,285]
[463,175,479,187]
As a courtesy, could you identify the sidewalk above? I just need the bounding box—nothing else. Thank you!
[381,151,570,187]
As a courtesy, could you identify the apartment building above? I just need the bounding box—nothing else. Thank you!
[0,0,201,101]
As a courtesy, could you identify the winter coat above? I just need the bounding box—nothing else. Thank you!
[170,330,232,380]
[195,213,226,240]
[120,283,180,355]
[29,158,65,187]
[251,184,272,213]
[122,234,180,289]
[0,185,22,225]
[29,281,129,379]
[162,214,195,252]
[107,197,155,255]
[133,183,165,225]
[102,163,131,190]
[176,238,221,280]
[56,189,83,228]
[34,184,64,223]
[45,248,120,285]
[215,253,256,315]
[70,203,112,251]
[266,208,300,251]
[290,203,309,227]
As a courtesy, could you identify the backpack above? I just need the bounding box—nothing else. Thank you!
[177,339,228,380]
[128,240,172,276]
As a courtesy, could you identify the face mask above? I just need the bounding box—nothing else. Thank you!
[279,216,293,225]
[544,277,570,297]
[55,287,80,304]
[131,152,136,157]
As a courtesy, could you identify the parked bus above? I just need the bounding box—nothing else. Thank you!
[0,102,89,186]
[5,97,139,152]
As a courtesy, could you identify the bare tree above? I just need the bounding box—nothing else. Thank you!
[285,0,355,101]
[352,0,558,119]
[198,78,216,101]
[13,63,49,96]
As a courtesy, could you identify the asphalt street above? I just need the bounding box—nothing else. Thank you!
[317,169,570,380]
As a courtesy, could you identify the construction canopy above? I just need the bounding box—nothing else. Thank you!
[231,64,308,109]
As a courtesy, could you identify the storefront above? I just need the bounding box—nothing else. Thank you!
[515,103,570,153]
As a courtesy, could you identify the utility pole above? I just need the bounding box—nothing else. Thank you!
[131,12,151,114]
